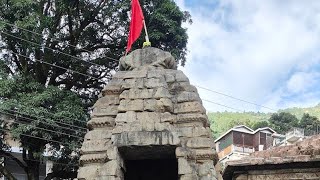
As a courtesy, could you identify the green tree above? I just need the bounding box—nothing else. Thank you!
[0,64,87,179]
[299,113,320,136]
[251,121,270,130]
[269,112,299,134]
[0,0,190,106]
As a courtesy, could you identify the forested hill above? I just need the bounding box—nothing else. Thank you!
[208,104,320,139]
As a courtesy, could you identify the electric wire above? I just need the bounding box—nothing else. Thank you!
[0,20,120,62]
[10,51,100,80]
[1,108,87,131]
[0,127,72,146]
[0,110,87,133]
[8,119,83,140]
[202,99,242,111]
[14,104,88,124]
[0,31,104,67]
[195,85,277,112]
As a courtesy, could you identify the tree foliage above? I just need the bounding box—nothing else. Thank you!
[0,60,87,179]
[299,113,320,136]
[0,0,190,106]
[268,112,299,134]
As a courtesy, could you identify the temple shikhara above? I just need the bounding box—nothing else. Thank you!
[77,47,219,180]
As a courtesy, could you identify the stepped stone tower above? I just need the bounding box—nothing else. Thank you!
[78,47,218,180]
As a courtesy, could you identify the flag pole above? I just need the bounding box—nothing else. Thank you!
[143,20,151,47]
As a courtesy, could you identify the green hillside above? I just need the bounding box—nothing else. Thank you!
[208,104,320,139]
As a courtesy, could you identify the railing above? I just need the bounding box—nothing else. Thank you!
[286,128,304,142]
[233,145,254,153]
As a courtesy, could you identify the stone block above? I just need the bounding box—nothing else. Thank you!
[154,87,172,99]
[113,131,180,146]
[123,70,147,79]
[145,78,167,88]
[164,73,175,83]
[174,102,206,114]
[80,153,108,165]
[144,99,157,111]
[101,84,123,96]
[95,176,121,180]
[178,158,193,174]
[112,71,127,79]
[175,70,190,82]
[137,112,160,123]
[81,139,111,153]
[178,127,211,138]
[118,99,144,112]
[160,112,177,123]
[177,113,207,124]
[137,112,160,131]
[122,78,144,89]
[119,90,129,99]
[84,130,112,140]
[129,89,154,99]
[78,165,101,180]
[186,138,214,149]
[99,160,121,176]
[115,111,137,123]
[121,89,154,99]
[93,95,120,107]
[87,117,115,129]
[171,82,197,93]
[156,98,173,112]
[154,122,172,131]
[180,174,199,180]
[176,147,191,157]
[177,92,200,103]
[91,105,118,117]
[198,161,215,176]
[147,70,164,78]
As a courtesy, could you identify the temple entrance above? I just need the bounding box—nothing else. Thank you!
[124,159,178,180]
[119,145,178,180]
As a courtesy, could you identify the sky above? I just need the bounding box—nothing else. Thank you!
[174,0,320,113]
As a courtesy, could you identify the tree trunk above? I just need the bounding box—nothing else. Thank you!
[0,164,17,180]
[25,148,40,180]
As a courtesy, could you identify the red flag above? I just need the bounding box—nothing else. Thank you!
[126,0,145,53]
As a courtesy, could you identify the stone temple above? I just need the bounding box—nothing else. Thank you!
[77,47,219,180]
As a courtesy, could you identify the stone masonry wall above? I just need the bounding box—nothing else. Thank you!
[77,47,219,180]
[234,168,320,180]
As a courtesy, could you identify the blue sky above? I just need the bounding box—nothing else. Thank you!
[175,0,320,112]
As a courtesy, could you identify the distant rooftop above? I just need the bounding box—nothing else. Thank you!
[223,134,320,179]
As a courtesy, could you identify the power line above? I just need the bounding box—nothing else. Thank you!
[0,31,107,68]
[1,108,87,131]
[15,104,87,124]
[202,99,242,111]
[9,119,83,140]
[0,110,86,133]
[0,127,72,146]
[22,158,78,167]
[10,51,100,80]
[195,85,277,112]
[0,20,120,62]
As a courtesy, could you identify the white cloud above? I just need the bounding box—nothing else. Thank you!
[176,0,320,112]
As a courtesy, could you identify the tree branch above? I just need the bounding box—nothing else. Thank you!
[0,163,17,180]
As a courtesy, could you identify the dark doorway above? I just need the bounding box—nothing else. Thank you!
[124,158,178,180]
